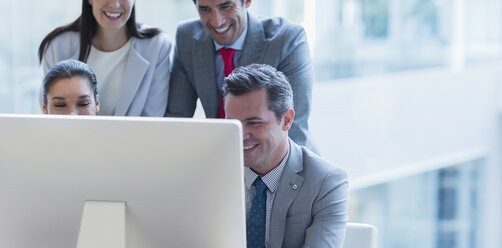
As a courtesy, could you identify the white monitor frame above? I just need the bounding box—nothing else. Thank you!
[0,114,246,248]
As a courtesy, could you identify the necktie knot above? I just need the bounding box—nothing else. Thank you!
[253,177,267,195]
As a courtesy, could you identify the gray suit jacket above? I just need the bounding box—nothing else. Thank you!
[167,13,316,151]
[269,139,348,248]
[42,30,171,116]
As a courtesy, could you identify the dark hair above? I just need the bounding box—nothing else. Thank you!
[223,64,293,120]
[38,1,161,63]
[42,59,98,105]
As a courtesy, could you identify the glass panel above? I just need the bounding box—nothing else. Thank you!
[312,0,453,80]
[464,0,502,63]
[349,159,484,248]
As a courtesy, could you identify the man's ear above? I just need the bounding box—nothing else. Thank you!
[282,108,295,131]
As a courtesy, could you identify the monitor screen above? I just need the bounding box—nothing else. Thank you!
[0,114,246,248]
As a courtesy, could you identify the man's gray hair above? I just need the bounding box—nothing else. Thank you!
[223,64,293,120]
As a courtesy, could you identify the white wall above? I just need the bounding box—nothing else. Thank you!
[310,61,502,247]
[310,62,502,188]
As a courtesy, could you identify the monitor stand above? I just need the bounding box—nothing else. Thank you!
[77,201,126,248]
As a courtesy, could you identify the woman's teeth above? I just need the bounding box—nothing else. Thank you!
[105,11,122,18]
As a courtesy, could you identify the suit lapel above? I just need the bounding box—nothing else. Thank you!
[114,39,149,116]
[268,140,304,248]
[192,30,218,117]
[239,14,268,66]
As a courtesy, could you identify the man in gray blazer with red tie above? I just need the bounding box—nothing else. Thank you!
[167,0,317,152]
[224,64,348,248]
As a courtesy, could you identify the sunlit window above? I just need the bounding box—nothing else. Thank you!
[349,159,484,248]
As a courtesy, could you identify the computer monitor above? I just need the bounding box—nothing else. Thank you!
[0,114,246,248]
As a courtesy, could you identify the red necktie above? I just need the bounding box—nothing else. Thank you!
[218,48,236,118]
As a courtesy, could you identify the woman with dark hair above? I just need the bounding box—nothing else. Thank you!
[43,59,100,115]
[39,0,170,116]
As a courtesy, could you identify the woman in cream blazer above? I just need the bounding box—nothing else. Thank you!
[39,0,171,116]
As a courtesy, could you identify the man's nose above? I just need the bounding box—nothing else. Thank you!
[243,129,251,140]
[210,10,225,28]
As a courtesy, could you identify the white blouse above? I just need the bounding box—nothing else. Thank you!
[87,39,133,115]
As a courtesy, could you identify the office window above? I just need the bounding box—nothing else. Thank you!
[463,0,502,63]
[0,1,80,114]
[312,0,453,80]
[310,0,502,80]
[349,159,484,248]
[360,0,389,38]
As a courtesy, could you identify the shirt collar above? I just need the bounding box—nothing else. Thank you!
[244,144,290,193]
[214,25,248,51]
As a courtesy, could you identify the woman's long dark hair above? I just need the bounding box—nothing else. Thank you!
[38,1,161,63]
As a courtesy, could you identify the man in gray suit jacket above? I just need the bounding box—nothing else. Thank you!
[167,0,316,151]
[224,64,348,248]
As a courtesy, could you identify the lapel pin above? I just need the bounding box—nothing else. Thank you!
[292,184,297,190]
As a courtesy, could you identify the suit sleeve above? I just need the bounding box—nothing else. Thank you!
[277,27,317,153]
[41,32,80,74]
[41,39,60,74]
[141,34,171,117]
[303,169,349,248]
[165,28,198,117]
[40,37,62,110]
